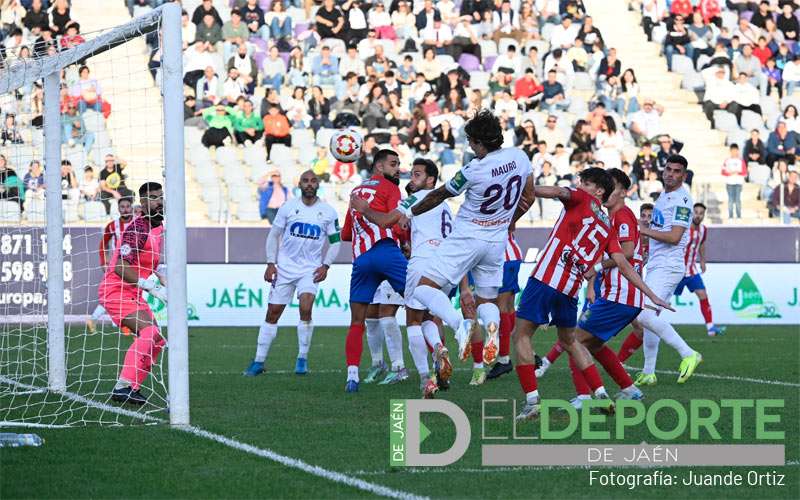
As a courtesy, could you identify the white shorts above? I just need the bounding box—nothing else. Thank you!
[403,258,454,310]
[643,266,684,307]
[373,280,404,306]
[422,233,505,291]
[268,271,318,305]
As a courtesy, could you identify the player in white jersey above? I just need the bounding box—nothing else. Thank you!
[634,155,703,385]
[398,110,535,365]
[351,159,472,397]
[243,171,340,377]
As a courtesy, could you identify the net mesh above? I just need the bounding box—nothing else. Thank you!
[0,9,172,426]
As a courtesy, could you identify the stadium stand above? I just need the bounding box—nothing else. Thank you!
[0,0,797,225]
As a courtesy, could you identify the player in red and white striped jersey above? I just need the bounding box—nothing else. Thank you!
[511,168,673,420]
[674,203,725,336]
[340,149,408,392]
[86,197,134,334]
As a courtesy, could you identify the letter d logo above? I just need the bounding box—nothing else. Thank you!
[390,399,471,466]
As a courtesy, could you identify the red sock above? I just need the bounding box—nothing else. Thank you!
[499,312,514,357]
[515,364,538,393]
[699,298,713,325]
[569,357,591,396]
[471,341,484,363]
[617,332,643,363]
[594,346,634,389]
[546,342,564,363]
[345,323,364,367]
[581,364,604,392]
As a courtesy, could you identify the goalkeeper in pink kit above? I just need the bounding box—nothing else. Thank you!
[98,182,167,405]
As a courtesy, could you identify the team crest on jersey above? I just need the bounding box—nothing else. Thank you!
[619,223,630,238]
[119,243,132,256]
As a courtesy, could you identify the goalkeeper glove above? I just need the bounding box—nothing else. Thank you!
[137,277,168,303]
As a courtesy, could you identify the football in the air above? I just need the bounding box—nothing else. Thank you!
[329,129,363,163]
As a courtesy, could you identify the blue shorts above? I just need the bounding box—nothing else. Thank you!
[674,274,705,296]
[350,240,407,304]
[516,277,578,328]
[581,276,603,313]
[499,260,522,295]
[578,298,642,342]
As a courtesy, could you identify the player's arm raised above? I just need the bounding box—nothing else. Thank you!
[639,223,686,245]
[609,252,674,312]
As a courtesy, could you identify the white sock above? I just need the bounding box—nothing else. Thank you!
[526,390,539,403]
[365,318,384,367]
[114,377,133,390]
[642,329,660,375]
[473,362,484,369]
[255,322,278,363]
[91,304,106,321]
[638,308,694,358]
[594,387,608,398]
[476,302,500,335]
[297,321,313,358]
[413,285,463,331]
[576,394,591,400]
[347,365,359,382]
[706,322,715,330]
[421,320,442,350]
[406,325,429,377]
[498,355,510,364]
[380,316,404,370]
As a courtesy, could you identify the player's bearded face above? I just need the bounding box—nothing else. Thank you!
[381,158,401,185]
[144,190,164,225]
[119,203,133,220]
[300,178,319,198]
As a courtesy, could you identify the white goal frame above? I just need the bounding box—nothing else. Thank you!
[0,3,189,426]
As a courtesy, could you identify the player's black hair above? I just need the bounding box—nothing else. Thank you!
[373,149,399,169]
[640,203,654,213]
[607,167,632,191]
[412,158,438,180]
[118,196,133,206]
[578,167,615,202]
[666,154,689,170]
[694,202,707,210]
[464,109,504,152]
[139,182,162,199]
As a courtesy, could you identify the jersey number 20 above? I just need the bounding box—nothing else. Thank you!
[479,175,522,215]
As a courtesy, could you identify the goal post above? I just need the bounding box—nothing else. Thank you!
[0,2,187,427]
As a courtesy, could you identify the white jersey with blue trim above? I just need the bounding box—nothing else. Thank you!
[648,185,693,272]
[272,198,340,279]
[444,147,532,242]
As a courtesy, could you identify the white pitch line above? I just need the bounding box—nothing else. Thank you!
[622,366,800,388]
[0,376,425,500]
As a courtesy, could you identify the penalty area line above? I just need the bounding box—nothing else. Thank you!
[0,376,426,500]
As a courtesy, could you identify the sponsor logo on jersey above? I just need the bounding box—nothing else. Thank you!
[399,194,417,209]
[491,161,517,177]
[289,222,322,240]
[651,208,665,228]
[675,206,691,223]
[449,171,467,192]
[619,223,630,238]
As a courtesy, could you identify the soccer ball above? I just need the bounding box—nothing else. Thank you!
[329,129,363,163]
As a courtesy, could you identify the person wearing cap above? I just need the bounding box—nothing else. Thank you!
[629,98,665,145]
[701,66,736,128]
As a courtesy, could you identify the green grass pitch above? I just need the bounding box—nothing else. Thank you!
[2,325,798,499]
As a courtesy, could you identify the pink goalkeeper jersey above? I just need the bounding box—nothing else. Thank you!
[102,216,164,288]
[683,224,707,277]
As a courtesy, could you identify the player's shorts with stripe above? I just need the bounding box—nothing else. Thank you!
[269,270,318,305]
[350,239,407,303]
[499,260,522,295]
[578,298,642,342]
[516,277,578,328]
[674,274,705,296]
[98,281,154,328]
[374,280,404,306]
[423,233,504,291]
[581,276,603,312]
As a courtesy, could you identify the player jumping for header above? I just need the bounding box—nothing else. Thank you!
[243,170,340,377]
[394,110,536,367]
[100,182,167,405]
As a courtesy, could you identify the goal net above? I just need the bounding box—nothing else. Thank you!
[0,4,188,427]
